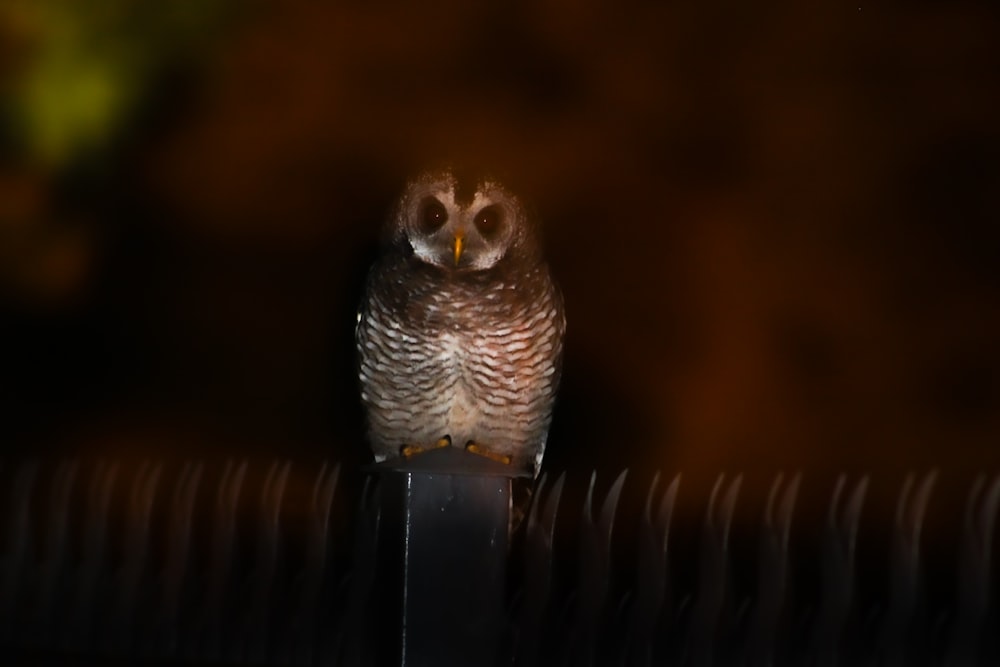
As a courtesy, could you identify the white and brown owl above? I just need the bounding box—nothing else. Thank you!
[356,168,565,475]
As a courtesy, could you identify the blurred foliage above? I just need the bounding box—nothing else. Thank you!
[0,0,241,307]
[1,0,236,167]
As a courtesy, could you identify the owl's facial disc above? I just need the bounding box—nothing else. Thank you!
[404,179,516,272]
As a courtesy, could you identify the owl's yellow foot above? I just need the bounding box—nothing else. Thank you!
[400,437,452,458]
[465,442,513,465]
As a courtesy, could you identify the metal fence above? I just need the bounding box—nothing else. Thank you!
[0,454,998,666]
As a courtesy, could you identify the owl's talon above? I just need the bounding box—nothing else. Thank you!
[401,436,452,458]
[465,442,513,465]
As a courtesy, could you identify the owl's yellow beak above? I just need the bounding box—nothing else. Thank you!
[453,229,465,266]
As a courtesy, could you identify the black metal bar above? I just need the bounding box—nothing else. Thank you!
[369,447,528,667]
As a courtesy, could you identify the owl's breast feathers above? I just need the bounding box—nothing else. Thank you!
[358,250,565,469]
[371,251,562,335]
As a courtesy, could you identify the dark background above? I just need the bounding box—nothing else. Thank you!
[2,0,999,489]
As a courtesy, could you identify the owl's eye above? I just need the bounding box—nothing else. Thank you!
[474,205,503,237]
[418,198,448,232]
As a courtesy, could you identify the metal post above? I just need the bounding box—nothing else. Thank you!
[368,447,528,667]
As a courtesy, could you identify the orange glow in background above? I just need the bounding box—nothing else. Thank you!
[2,1,999,488]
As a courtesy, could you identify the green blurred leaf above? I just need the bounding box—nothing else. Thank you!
[2,0,236,167]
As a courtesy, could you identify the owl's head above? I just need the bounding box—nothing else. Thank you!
[388,168,540,272]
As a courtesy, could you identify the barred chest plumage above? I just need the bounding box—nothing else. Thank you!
[357,254,565,473]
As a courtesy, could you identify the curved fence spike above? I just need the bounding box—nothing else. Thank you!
[107,460,162,653]
[286,461,341,667]
[516,471,566,666]
[687,473,742,667]
[946,474,1000,666]
[241,459,292,663]
[625,472,680,667]
[155,461,204,658]
[310,462,341,568]
[33,459,79,644]
[197,459,246,662]
[746,471,801,666]
[808,474,869,666]
[338,474,382,666]
[880,470,937,666]
[304,461,341,581]
[68,460,120,652]
[571,469,628,667]
[0,460,40,644]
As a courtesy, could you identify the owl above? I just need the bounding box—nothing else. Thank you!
[356,168,565,475]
